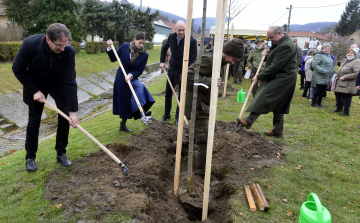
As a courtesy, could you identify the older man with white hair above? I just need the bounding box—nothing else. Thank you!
[160,20,197,126]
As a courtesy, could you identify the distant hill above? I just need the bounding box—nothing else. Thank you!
[290,22,338,32]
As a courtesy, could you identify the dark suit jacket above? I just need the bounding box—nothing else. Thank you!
[12,34,78,111]
[160,33,197,85]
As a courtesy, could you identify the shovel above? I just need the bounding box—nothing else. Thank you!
[235,55,265,129]
[163,68,189,126]
[43,99,129,175]
[110,44,153,126]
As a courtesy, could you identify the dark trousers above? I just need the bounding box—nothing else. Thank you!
[312,84,327,106]
[300,70,305,88]
[164,78,180,121]
[302,81,311,97]
[335,92,353,115]
[182,118,209,177]
[25,101,70,160]
[245,112,284,135]
[250,69,259,97]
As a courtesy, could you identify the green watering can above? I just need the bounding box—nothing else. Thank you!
[237,89,246,103]
[299,193,331,223]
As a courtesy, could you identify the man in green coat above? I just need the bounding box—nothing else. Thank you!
[247,37,267,96]
[237,26,297,137]
[233,43,249,84]
[183,39,244,178]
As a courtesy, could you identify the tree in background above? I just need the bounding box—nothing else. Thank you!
[197,27,201,34]
[31,0,83,41]
[2,0,35,37]
[104,0,133,42]
[79,0,105,41]
[155,13,169,22]
[225,0,253,40]
[131,7,159,42]
[335,0,360,36]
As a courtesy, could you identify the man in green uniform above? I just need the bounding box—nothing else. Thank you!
[247,37,267,96]
[183,39,245,178]
[233,41,249,84]
[237,26,297,137]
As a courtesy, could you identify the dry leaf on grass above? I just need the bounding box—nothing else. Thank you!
[286,210,293,216]
[38,213,43,216]
[343,207,347,209]
[253,155,259,158]
[239,212,244,216]
[249,168,254,170]
[276,152,281,158]
[282,199,288,203]
[348,141,353,144]
[351,210,355,213]
[55,203,62,209]
[295,165,302,170]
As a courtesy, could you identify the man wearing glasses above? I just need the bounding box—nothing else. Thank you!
[13,23,79,172]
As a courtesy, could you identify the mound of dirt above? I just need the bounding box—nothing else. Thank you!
[44,120,282,222]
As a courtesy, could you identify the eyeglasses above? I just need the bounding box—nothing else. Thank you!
[51,39,70,48]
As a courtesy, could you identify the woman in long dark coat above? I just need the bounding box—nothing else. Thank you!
[106,32,155,132]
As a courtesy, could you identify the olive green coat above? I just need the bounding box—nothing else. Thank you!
[332,57,360,94]
[247,47,266,72]
[246,34,297,114]
[185,50,224,119]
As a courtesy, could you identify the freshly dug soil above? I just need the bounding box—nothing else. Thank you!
[44,120,282,222]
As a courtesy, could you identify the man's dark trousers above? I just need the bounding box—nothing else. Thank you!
[164,74,181,121]
[25,100,70,160]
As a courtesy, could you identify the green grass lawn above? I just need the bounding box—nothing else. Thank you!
[1,71,359,222]
[0,46,161,95]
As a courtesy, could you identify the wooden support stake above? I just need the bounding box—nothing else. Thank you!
[202,0,227,221]
[244,185,256,212]
[174,0,193,196]
[251,183,266,211]
[256,183,269,212]
[223,23,234,98]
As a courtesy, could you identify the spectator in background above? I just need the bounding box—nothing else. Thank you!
[292,38,304,89]
[232,38,249,85]
[247,37,266,95]
[302,49,317,98]
[311,43,334,108]
[331,49,360,116]
[356,71,360,128]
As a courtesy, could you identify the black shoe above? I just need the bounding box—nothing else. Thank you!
[238,81,242,85]
[232,81,237,83]
[318,104,325,108]
[145,111,152,116]
[339,113,349,116]
[332,109,342,113]
[57,154,72,167]
[301,95,307,97]
[311,103,319,107]
[26,159,38,172]
[175,119,179,126]
[299,87,304,90]
[161,114,171,121]
[120,124,133,132]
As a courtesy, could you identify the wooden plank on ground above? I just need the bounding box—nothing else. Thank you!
[256,183,269,212]
[251,183,266,211]
[244,185,256,212]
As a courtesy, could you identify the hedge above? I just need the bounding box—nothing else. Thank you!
[85,42,100,54]
[100,41,108,53]
[0,42,22,61]
[69,41,80,54]
[145,42,154,50]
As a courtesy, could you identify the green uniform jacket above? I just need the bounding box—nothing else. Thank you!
[185,50,222,119]
[311,51,334,86]
[246,34,297,114]
[247,47,266,71]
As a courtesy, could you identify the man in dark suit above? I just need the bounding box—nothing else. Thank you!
[12,23,79,172]
[160,20,197,126]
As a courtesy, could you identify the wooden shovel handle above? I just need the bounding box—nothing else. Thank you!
[163,69,189,124]
[110,45,144,113]
[238,55,265,119]
[43,99,122,165]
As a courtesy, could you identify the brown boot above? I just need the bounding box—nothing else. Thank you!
[237,118,251,129]
[264,131,283,138]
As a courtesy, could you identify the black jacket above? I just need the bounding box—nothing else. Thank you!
[12,34,78,111]
[160,33,197,72]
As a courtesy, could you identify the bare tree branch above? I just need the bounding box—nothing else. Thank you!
[225,0,254,40]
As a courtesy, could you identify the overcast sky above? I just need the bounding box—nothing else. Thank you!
[119,0,348,27]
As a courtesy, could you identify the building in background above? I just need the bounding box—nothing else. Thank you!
[153,20,172,45]
[287,32,337,49]
[0,0,8,28]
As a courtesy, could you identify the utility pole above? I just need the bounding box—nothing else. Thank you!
[287,5,292,33]
[140,0,142,10]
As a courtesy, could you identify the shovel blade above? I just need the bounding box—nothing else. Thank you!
[141,116,154,126]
